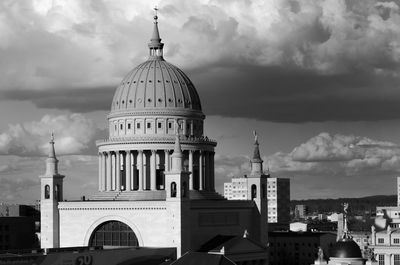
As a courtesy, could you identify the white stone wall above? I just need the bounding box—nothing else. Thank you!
[58,201,170,248]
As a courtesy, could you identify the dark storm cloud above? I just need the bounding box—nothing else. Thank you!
[1,0,400,122]
[1,86,114,112]
[190,65,400,122]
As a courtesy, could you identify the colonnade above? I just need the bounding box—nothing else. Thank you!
[98,150,215,192]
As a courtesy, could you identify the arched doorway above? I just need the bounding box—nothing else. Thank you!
[89,221,139,247]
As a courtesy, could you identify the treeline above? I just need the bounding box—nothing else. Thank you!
[291,195,397,215]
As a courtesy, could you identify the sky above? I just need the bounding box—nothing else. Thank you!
[1,0,400,203]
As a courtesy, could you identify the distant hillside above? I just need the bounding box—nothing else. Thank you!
[291,195,397,215]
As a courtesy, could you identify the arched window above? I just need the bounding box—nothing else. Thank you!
[182,182,187,198]
[171,182,177,197]
[251,184,257,200]
[45,185,50,199]
[55,184,61,201]
[89,221,139,247]
[261,184,266,199]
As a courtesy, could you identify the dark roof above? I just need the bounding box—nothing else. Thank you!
[198,235,266,254]
[198,235,236,252]
[269,231,334,238]
[329,239,362,259]
[171,252,235,265]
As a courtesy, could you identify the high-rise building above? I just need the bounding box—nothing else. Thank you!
[39,13,268,260]
[397,176,400,206]
[267,178,290,224]
[295,204,309,220]
[223,172,290,224]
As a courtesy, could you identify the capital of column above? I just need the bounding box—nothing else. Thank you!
[151,150,156,154]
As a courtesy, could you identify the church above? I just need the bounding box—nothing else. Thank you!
[39,13,268,258]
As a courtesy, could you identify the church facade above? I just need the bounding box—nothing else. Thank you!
[40,14,268,258]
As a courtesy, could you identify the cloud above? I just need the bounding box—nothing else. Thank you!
[216,132,400,198]
[0,0,400,122]
[0,113,105,156]
[0,154,99,203]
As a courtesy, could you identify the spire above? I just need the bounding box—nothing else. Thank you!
[250,131,263,174]
[148,6,164,59]
[48,132,57,159]
[341,202,352,240]
[252,130,262,163]
[171,121,183,171]
[46,132,59,175]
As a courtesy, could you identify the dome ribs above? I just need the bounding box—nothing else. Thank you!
[167,62,187,109]
[135,61,148,109]
[154,61,166,108]
[110,60,202,112]
[160,62,175,108]
[123,64,140,109]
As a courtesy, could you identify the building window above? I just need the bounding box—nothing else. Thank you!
[127,123,131,130]
[171,182,177,197]
[158,122,162,129]
[168,122,173,129]
[394,238,400,244]
[137,123,141,129]
[89,221,139,247]
[147,122,151,129]
[45,185,50,199]
[379,255,385,265]
[120,124,123,130]
[55,184,61,201]
[251,184,257,200]
[378,238,384,244]
[394,254,400,265]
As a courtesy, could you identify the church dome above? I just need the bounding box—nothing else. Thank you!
[110,14,202,116]
[329,239,362,259]
[111,59,202,113]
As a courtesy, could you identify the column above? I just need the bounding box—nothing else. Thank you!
[204,152,209,191]
[126,150,131,191]
[116,151,121,191]
[150,150,157,190]
[183,119,187,135]
[101,152,106,191]
[98,153,102,191]
[106,152,112,191]
[211,152,215,191]
[199,151,203,190]
[138,150,143,190]
[189,150,194,190]
[164,150,170,172]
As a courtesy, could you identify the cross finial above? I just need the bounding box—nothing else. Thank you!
[154,6,158,20]
[50,131,55,143]
[253,130,258,144]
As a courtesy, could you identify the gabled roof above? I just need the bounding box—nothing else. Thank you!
[171,252,236,265]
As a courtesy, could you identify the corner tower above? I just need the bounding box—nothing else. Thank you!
[165,128,191,256]
[246,131,268,245]
[40,134,65,248]
[95,12,217,200]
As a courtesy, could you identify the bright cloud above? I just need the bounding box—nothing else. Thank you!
[0,113,104,156]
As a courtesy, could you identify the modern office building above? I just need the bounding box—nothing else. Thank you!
[224,177,290,224]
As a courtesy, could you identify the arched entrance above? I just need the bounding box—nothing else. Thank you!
[89,220,139,247]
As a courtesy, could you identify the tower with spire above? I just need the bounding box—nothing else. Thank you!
[40,133,65,248]
[246,131,269,246]
[164,124,191,256]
